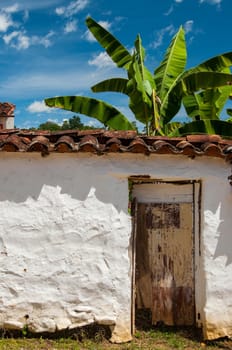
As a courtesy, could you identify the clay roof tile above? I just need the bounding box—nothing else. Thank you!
[0,129,230,160]
[105,137,122,152]
[78,135,99,152]
[28,136,50,153]
[201,142,223,158]
[55,136,75,152]
[176,140,202,157]
[153,140,179,154]
[1,134,27,152]
[128,137,151,154]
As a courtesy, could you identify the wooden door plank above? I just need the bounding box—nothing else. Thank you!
[135,201,195,326]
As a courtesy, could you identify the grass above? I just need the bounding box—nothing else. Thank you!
[0,327,231,350]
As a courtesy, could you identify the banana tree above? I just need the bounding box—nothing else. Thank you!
[86,17,232,135]
[88,17,187,134]
[45,17,232,136]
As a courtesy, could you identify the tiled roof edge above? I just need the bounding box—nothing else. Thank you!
[0,129,231,160]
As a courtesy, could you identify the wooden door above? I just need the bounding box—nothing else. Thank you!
[135,201,195,326]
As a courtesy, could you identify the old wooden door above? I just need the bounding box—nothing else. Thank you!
[135,200,195,326]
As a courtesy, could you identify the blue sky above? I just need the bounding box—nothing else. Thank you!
[0,0,231,128]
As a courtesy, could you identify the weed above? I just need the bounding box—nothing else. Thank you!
[21,324,28,337]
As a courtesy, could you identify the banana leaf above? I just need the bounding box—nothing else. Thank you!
[133,35,156,96]
[162,71,232,125]
[182,93,201,119]
[86,17,132,69]
[134,34,155,92]
[45,96,134,130]
[165,122,183,136]
[183,85,232,120]
[177,71,232,95]
[183,66,232,120]
[126,36,157,132]
[191,51,232,72]
[170,119,232,138]
[91,78,129,94]
[154,26,186,101]
[127,54,153,127]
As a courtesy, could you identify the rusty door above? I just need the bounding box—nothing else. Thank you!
[135,201,195,326]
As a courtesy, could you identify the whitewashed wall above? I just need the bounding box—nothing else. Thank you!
[0,152,231,341]
[0,116,14,129]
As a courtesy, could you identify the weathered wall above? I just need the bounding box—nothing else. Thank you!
[0,116,14,129]
[0,152,231,341]
[0,153,132,343]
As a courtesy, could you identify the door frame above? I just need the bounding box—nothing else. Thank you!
[129,178,202,334]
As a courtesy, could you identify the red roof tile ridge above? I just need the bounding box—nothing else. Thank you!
[0,129,230,158]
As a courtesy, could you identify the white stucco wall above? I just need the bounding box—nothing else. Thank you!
[0,152,231,341]
[0,116,14,129]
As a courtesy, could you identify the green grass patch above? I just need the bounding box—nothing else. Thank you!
[0,328,230,350]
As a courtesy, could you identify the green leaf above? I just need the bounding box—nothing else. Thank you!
[162,71,232,125]
[170,120,232,138]
[183,85,232,120]
[86,17,132,69]
[182,93,201,120]
[192,51,232,72]
[133,34,156,91]
[165,122,183,136]
[126,36,157,133]
[91,78,129,94]
[134,34,146,63]
[182,66,232,120]
[154,26,186,101]
[127,56,153,126]
[45,96,134,130]
[227,109,232,118]
[178,71,232,94]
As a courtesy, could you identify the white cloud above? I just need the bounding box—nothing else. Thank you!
[17,32,30,49]
[3,30,29,49]
[3,4,19,13]
[47,118,60,124]
[55,0,89,18]
[32,31,55,47]
[199,0,222,4]
[64,19,77,33]
[88,52,115,68]
[164,5,174,16]
[175,0,184,2]
[0,1,63,10]
[3,30,55,49]
[27,101,51,113]
[83,20,111,42]
[23,9,29,21]
[1,62,122,99]
[0,13,13,32]
[3,31,18,44]
[55,7,65,15]
[184,20,194,34]
[151,25,175,49]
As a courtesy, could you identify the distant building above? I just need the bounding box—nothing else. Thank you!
[0,102,15,129]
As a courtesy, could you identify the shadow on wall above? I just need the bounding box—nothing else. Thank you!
[0,155,129,214]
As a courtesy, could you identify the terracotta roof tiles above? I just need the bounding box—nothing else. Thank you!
[0,129,231,160]
[0,103,15,117]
